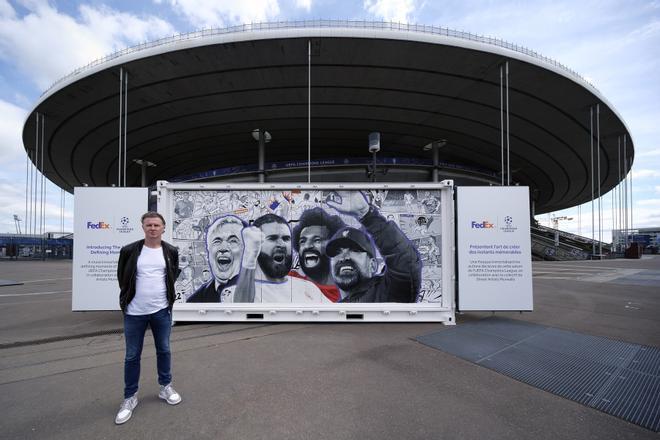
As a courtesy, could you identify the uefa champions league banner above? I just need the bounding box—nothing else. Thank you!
[158,182,456,323]
[456,186,533,311]
[72,187,148,311]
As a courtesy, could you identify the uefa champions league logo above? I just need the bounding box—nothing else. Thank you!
[116,216,134,234]
[501,215,517,232]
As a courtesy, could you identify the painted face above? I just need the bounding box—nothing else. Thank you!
[206,221,244,282]
[298,225,330,278]
[142,216,165,240]
[257,222,292,280]
[330,247,375,292]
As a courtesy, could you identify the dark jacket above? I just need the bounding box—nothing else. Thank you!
[117,239,180,313]
[339,207,422,303]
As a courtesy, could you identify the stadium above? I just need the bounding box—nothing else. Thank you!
[21,21,633,217]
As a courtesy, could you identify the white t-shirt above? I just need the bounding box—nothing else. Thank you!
[127,246,168,315]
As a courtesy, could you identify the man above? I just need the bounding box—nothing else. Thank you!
[290,207,345,302]
[403,191,415,212]
[420,190,440,214]
[234,213,328,303]
[115,212,182,425]
[326,191,421,302]
[174,192,193,218]
[187,215,246,303]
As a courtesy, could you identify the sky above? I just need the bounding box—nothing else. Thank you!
[0,0,658,240]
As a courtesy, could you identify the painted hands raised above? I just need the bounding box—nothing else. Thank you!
[241,226,263,270]
[326,190,370,219]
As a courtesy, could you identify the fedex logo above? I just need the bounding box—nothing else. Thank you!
[471,221,494,229]
[87,221,111,229]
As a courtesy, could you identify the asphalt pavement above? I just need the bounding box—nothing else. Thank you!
[0,256,658,439]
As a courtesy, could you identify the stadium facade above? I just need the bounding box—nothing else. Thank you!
[21,21,634,215]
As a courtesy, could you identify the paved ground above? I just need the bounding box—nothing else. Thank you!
[0,256,658,439]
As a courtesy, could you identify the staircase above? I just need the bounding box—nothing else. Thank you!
[530,225,611,261]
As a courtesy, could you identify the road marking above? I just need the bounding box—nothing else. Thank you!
[20,278,72,283]
[533,267,645,283]
[0,290,71,298]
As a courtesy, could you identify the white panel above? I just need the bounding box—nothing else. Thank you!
[72,187,147,311]
[457,186,533,311]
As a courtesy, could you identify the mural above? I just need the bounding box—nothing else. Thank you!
[171,189,443,303]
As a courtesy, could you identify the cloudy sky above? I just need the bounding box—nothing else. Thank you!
[0,0,658,240]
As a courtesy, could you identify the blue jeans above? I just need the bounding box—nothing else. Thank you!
[123,307,172,398]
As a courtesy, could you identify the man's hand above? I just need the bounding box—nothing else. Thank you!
[326,191,370,219]
[241,226,263,270]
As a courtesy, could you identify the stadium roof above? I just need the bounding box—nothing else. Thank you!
[22,21,634,214]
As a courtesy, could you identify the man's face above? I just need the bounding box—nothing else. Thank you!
[258,222,292,279]
[206,221,243,282]
[298,225,330,279]
[142,217,165,241]
[330,246,375,292]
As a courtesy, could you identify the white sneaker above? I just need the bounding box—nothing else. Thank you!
[115,394,138,425]
[158,383,182,405]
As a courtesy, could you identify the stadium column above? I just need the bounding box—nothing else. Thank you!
[589,107,593,255]
[596,103,602,255]
[258,128,265,183]
[500,64,504,186]
[40,112,45,259]
[432,142,439,183]
[506,61,510,186]
[499,61,510,186]
[118,68,128,187]
[627,134,633,241]
[617,136,621,252]
[623,134,628,248]
[307,39,311,183]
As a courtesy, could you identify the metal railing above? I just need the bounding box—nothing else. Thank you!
[43,20,596,96]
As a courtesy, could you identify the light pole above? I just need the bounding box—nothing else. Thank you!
[252,129,271,183]
[13,215,22,234]
[132,159,157,187]
[367,132,387,182]
[423,139,447,182]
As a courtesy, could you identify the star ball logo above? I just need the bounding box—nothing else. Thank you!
[500,215,517,233]
[116,216,134,234]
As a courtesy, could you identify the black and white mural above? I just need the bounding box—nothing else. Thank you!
[171,189,443,304]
